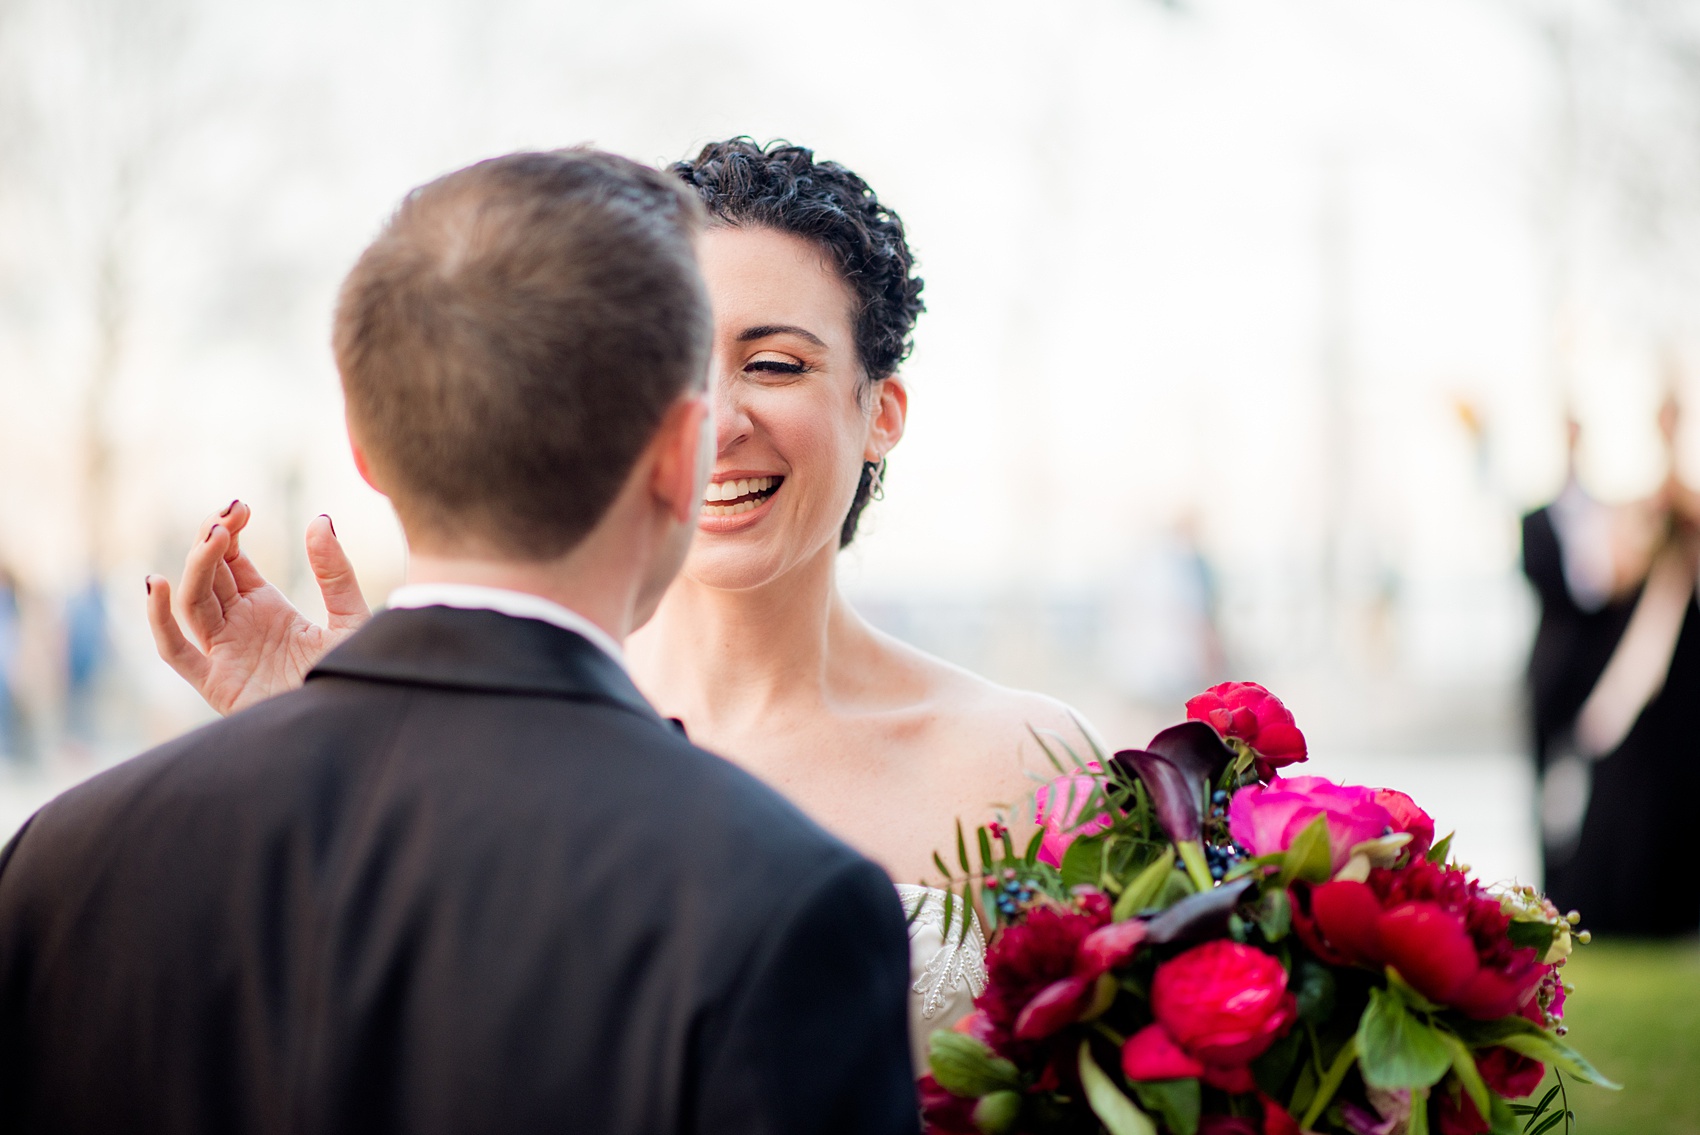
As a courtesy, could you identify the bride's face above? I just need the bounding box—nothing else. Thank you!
[686,224,905,590]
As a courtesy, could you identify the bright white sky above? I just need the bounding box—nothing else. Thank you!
[0,0,1689,679]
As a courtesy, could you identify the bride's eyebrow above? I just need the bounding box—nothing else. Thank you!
[736,324,826,347]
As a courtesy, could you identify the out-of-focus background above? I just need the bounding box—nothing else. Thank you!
[1,0,1698,1121]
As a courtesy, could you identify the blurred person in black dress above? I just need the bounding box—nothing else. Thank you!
[1524,400,1700,936]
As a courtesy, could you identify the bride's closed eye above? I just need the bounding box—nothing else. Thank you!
[744,355,811,379]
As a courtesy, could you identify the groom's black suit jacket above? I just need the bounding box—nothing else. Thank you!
[0,607,919,1135]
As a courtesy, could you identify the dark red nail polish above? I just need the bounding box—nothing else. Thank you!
[220,500,238,518]
[321,513,335,537]
[206,524,220,543]
[144,577,152,595]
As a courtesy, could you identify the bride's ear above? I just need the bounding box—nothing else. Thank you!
[864,375,908,463]
[649,391,712,525]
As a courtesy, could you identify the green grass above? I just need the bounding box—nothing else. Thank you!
[1533,939,1700,1135]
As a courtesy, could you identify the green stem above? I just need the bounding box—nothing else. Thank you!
[1300,1036,1358,1130]
[1177,840,1214,892]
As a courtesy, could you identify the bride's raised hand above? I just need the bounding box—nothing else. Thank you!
[145,501,372,715]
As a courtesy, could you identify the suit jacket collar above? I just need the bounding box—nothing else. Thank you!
[307,606,658,723]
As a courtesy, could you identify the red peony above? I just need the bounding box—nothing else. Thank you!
[1477,1046,1545,1099]
[919,1073,980,1134]
[977,901,1108,1052]
[1292,862,1548,1020]
[1150,941,1298,1066]
[1435,1085,1491,1135]
[1187,682,1308,778]
[1198,1118,1262,1135]
[1372,788,1435,861]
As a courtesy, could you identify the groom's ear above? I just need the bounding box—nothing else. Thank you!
[649,392,712,525]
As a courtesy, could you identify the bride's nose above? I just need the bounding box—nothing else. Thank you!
[713,375,753,452]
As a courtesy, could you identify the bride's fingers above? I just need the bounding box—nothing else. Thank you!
[178,523,237,645]
[305,515,371,629]
[145,576,211,690]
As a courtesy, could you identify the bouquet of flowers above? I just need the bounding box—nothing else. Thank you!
[920,683,1616,1135]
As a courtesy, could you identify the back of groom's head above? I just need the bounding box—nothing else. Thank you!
[333,149,711,560]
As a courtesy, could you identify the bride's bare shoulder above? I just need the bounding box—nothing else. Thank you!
[874,629,1101,766]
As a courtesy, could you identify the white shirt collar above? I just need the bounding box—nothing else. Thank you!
[385,583,625,669]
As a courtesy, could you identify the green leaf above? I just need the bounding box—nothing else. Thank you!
[1452,1016,1620,1090]
[941,889,955,938]
[1426,831,1454,864]
[1257,888,1293,942]
[1113,847,1176,920]
[1488,1093,1523,1135]
[1439,1029,1490,1119]
[1409,1089,1431,1135]
[1078,1042,1158,1135]
[1176,839,1214,892]
[999,824,1017,860]
[978,826,995,873]
[958,819,973,875]
[1495,1031,1620,1090]
[1279,814,1334,886]
[1299,1034,1358,1130]
[1023,829,1045,866]
[1526,1111,1566,1135]
[1061,834,1107,892]
[904,889,929,927]
[928,1031,1021,1097]
[1292,960,1337,1026]
[1506,919,1559,956]
[1357,987,1453,1090]
[1253,1028,1303,1097]
[934,851,953,881]
[1129,1077,1200,1135]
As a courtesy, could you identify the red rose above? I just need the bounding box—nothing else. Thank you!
[1477,1046,1545,1099]
[1187,682,1307,778]
[1151,941,1298,1066]
[1372,788,1435,861]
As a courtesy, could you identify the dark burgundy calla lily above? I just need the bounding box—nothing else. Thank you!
[1146,878,1255,946]
[1112,721,1235,844]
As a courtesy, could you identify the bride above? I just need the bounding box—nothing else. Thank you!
[145,138,1099,1071]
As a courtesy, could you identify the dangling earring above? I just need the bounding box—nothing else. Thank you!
[867,458,887,502]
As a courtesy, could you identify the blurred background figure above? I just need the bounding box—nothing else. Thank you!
[60,579,109,758]
[0,567,23,762]
[1526,395,1700,936]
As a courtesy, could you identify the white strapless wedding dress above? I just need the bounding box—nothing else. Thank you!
[893,884,988,1075]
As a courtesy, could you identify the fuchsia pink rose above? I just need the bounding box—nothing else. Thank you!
[1229,776,1394,872]
[1186,682,1308,778]
[1033,766,1113,868]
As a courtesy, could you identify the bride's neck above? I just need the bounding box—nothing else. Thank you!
[628,544,859,730]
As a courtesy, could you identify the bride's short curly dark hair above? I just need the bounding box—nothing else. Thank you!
[669,138,925,547]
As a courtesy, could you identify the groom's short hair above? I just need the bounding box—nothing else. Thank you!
[333,149,711,558]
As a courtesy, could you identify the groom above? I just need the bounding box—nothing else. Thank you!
[0,151,918,1133]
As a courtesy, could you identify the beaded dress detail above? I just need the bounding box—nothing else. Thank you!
[893,883,988,1075]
